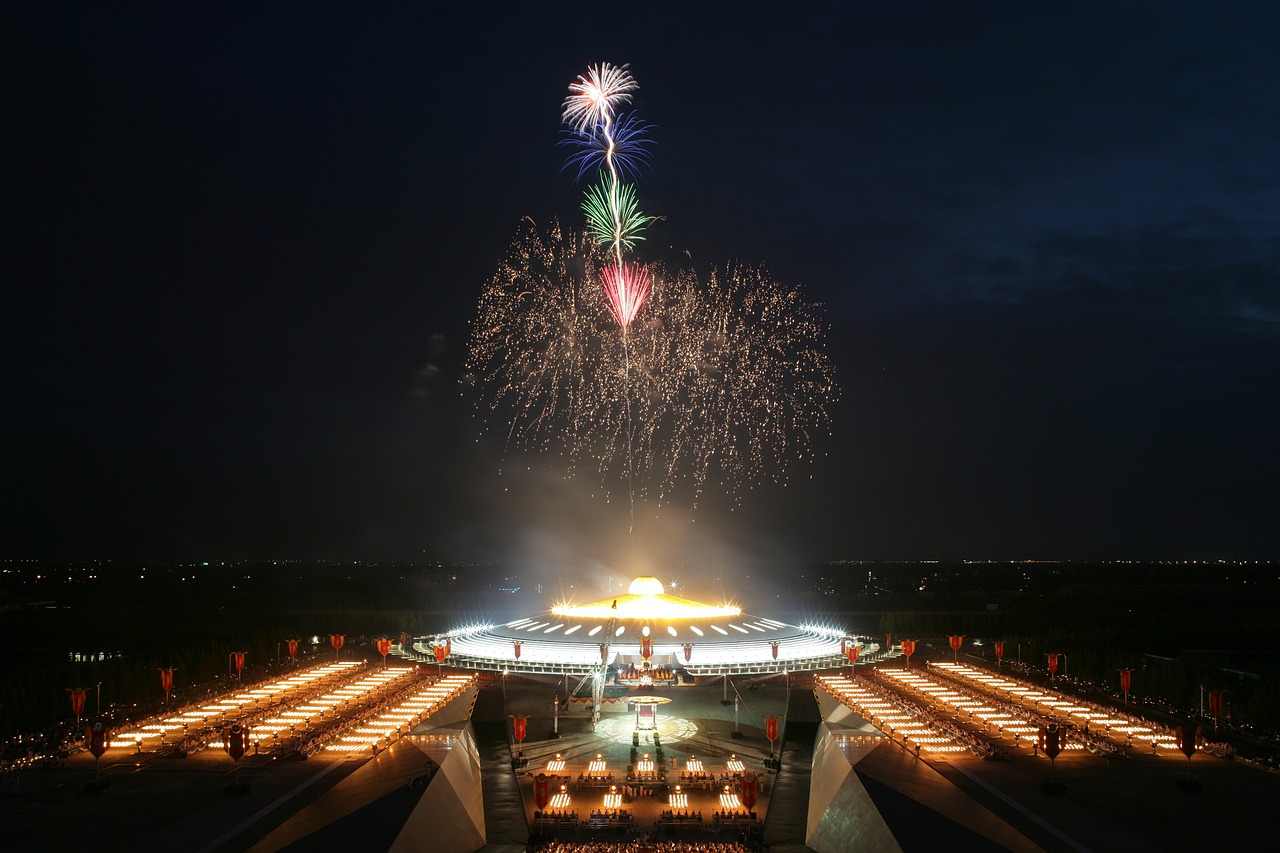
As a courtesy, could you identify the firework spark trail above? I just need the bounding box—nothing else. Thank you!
[465,222,837,512]
[465,62,837,523]
[562,62,655,533]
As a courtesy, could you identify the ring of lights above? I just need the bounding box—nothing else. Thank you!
[405,577,867,676]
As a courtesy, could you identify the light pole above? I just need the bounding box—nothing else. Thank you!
[95,682,102,718]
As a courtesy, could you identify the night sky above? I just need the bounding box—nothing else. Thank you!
[6,3,1277,566]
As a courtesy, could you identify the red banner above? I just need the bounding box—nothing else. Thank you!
[949,635,963,652]
[1179,724,1200,759]
[234,651,246,672]
[69,687,86,717]
[840,637,848,656]
[1208,690,1222,718]
[376,638,391,658]
[994,640,1005,660]
[771,641,779,661]
[512,640,521,660]
[287,638,298,658]
[765,715,779,743]
[1046,653,1059,674]
[87,723,109,758]
[1120,669,1132,693]
[534,773,550,810]
[683,643,693,663]
[330,634,345,652]
[1042,724,1061,760]
[846,644,861,664]
[433,641,448,664]
[885,633,892,651]
[399,632,408,650]
[160,667,174,692]
[901,639,916,659]
[640,637,653,660]
[227,724,246,761]
[741,772,758,810]
[444,637,452,657]
[513,714,527,743]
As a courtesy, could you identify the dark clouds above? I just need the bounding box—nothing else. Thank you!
[4,2,1276,563]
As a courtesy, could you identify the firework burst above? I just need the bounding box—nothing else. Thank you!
[466,222,837,509]
[464,61,837,518]
[562,63,638,134]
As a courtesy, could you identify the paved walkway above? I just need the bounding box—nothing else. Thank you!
[473,686,530,847]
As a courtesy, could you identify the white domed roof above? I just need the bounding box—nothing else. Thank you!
[627,576,665,596]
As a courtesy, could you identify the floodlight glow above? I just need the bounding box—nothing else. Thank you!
[551,576,741,620]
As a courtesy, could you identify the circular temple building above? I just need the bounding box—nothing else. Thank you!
[407,576,865,678]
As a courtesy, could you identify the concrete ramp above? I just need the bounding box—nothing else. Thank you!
[471,687,530,851]
[804,697,1044,853]
[761,687,820,851]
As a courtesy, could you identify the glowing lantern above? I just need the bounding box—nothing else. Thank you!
[513,640,522,660]
[226,723,246,762]
[534,773,550,810]
[513,714,527,743]
[683,643,693,663]
[741,772,758,811]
